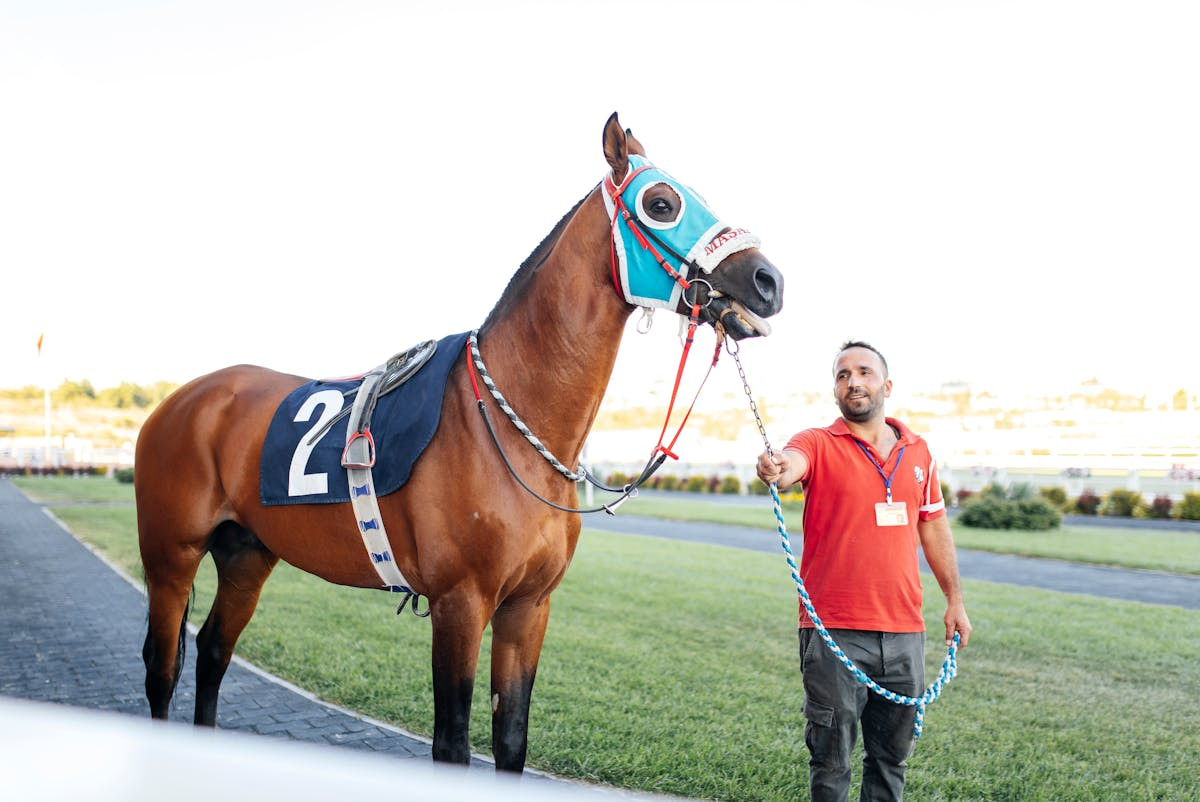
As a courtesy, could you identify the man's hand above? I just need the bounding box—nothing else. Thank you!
[944,600,971,648]
[755,448,807,491]
[756,450,788,485]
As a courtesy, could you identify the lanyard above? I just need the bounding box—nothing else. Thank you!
[855,441,905,504]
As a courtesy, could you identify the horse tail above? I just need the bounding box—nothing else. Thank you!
[176,586,194,676]
[141,573,193,679]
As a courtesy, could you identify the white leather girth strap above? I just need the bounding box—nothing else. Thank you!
[341,367,411,593]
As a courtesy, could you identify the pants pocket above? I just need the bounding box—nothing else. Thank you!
[799,628,820,673]
[802,697,835,728]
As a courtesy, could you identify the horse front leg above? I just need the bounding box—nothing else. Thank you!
[489,596,552,773]
[429,588,489,765]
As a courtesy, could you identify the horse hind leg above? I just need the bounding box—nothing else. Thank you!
[193,521,278,726]
[142,545,206,720]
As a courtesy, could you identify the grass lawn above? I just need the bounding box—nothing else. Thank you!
[603,492,1200,575]
[950,523,1200,575]
[18,477,1197,574]
[12,474,136,504]
[12,476,1200,801]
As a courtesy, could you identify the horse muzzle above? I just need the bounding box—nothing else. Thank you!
[699,251,784,340]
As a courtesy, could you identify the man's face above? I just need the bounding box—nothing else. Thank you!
[833,347,892,423]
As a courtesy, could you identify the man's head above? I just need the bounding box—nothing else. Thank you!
[832,340,891,424]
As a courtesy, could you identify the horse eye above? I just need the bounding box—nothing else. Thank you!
[642,183,683,224]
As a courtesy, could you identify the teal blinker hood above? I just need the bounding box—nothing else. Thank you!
[603,154,761,310]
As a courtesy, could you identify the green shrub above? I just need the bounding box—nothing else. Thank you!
[1100,488,1145,518]
[658,475,680,492]
[1177,492,1200,521]
[719,475,742,495]
[958,484,1062,530]
[114,467,135,484]
[1073,489,1102,515]
[1011,498,1063,530]
[1039,486,1068,509]
[749,479,771,495]
[940,480,951,505]
[1007,482,1036,500]
[958,495,1011,529]
[684,475,709,493]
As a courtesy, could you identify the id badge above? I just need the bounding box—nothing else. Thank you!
[875,501,908,527]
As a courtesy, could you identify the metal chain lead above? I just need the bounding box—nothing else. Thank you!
[728,339,773,457]
[729,338,959,739]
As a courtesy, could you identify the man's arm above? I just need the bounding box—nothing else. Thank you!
[918,514,972,647]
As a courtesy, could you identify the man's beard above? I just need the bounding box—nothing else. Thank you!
[838,389,882,422]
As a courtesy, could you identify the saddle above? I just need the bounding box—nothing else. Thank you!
[335,339,438,470]
[258,331,471,596]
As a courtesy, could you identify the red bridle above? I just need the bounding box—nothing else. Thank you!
[603,165,726,463]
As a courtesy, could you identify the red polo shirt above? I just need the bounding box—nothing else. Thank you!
[785,417,945,632]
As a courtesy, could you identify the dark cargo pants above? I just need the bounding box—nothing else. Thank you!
[799,628,925,802]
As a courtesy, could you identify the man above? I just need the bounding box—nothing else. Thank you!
[756,341,971,802]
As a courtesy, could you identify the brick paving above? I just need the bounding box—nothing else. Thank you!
[0,478,471,760]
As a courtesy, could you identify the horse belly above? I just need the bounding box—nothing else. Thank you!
[236,500,401,590]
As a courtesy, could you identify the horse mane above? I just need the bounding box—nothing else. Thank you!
[481,187,595,332]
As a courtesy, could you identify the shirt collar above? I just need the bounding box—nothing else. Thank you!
[827,417,915,446]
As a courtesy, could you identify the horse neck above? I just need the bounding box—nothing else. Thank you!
[478,192,634,466]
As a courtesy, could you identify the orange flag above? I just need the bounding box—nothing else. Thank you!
[37,333,44,356]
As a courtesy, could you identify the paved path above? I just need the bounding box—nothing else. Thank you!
[582,514,1200,610]
[0,479,675,800]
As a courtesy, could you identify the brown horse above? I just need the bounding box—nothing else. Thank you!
[135,113,783,773]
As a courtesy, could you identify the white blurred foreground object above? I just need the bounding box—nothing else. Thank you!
[0,697,671,802]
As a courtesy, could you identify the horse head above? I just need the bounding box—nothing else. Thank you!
[602,112,784,340]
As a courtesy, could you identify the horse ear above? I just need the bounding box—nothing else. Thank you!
[625,127,646,157]
[603,112,629,182]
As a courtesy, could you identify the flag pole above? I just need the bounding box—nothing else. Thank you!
[38,333,50,470]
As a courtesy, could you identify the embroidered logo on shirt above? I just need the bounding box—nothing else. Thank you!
[913,466,925,484]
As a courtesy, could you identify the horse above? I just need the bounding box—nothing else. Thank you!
[135,112,784,773]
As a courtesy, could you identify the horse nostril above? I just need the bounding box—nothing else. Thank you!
[753,264,784,310]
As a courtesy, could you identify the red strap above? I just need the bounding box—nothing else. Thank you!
[466,322,718,472]
[652,304,714,461]
[465,340,483,402]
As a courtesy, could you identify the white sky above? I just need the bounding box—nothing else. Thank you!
[2,0,1197,408]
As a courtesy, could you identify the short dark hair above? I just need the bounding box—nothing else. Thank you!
[837,340,889,377]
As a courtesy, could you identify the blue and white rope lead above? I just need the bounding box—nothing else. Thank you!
[769,482,959,739]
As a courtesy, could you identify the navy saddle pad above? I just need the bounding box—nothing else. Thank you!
[259,331,469,506]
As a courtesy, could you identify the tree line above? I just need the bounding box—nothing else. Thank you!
[0,380,179,410]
